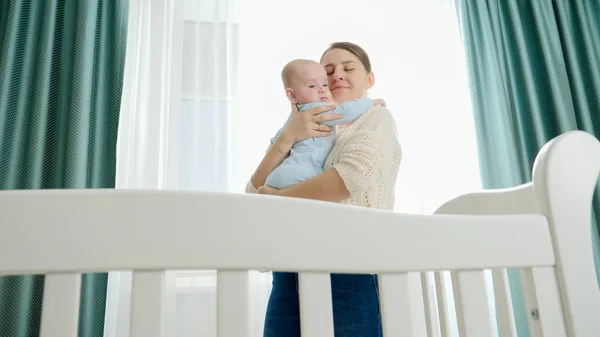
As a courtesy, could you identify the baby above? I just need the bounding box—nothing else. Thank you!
[264,59,385,189]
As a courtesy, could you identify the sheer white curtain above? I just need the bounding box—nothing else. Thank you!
[105,0,484,336]
[103,0,254,336]
[103,0,183,336]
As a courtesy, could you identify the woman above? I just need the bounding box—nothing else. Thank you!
[246,42,402,337]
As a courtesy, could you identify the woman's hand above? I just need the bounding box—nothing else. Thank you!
[372,98,386,108]
[280,104,341,145]
[257,185,283,196]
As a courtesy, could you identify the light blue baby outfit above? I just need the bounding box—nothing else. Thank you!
[264,98,373,189]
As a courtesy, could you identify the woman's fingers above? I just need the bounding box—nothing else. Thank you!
[315,113,342,123]
[283,104,337,143]
[258,185,281,195]
[311,122,332,133]
[305,105,342,123]
[309,104,336,115]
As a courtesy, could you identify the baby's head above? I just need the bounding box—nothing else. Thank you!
[281,59,332,105]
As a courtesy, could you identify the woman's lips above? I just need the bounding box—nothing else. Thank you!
[332,86,348,91]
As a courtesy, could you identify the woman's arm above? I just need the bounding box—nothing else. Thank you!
[247,104,340,191]
[250,135,294,189]
[259,168,350,202]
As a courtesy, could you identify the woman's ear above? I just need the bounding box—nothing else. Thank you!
[285,88,298,103]
[367,72,375,89]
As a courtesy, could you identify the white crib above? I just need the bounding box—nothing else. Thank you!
[1,130,600,337]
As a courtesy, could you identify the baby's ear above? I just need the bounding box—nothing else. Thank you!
[285,88,297,104]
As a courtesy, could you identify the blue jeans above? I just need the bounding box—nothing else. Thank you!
[263,272,383,337]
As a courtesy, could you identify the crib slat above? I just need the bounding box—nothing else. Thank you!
[379,272,427,337]
[435,271,453,337]
[452,270,495,337]
[520,267,567,337]
[421,272,438,337]
[298,272,334,337]
[130,271,165,337]
[40,273,81,337]
[217,271,249,337]
[491,269,517,337]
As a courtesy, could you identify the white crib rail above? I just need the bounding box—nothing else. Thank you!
[1,130,599,337]
[425,130,600,337]
[0,191,555,276]
[432,183,534,337]
[0,191,553,337]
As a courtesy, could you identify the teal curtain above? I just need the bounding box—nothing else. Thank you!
[456,0,600,336]
[0,1,128,336]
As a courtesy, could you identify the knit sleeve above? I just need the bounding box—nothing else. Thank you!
[333,108,399,196]
[245,179,259,194]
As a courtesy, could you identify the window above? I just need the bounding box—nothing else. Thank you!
[178,8,240,192]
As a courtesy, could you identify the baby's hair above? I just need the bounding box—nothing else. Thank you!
[281,59,320,88]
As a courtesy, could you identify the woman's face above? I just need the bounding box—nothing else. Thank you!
[320,48,374,103]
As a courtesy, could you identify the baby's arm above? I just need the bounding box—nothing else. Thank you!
[321,98,385,127]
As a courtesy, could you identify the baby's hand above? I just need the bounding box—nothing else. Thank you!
[372,98,386,107]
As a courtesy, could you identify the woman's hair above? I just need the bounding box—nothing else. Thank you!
[321,42,372,73]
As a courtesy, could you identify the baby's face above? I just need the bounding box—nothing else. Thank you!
[289,64,332,104]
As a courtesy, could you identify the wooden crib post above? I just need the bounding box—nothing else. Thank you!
[490,269,517,337]
[40,273,82,337]
[298,272,335,337]
[520,267,566,336]
[532,131,600,336]
[379,272,427,337]
[434,271,454,337]
[451,270,495,337]
[217,270,250,337]
[421,271,439,337]
[130,271,166,337]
